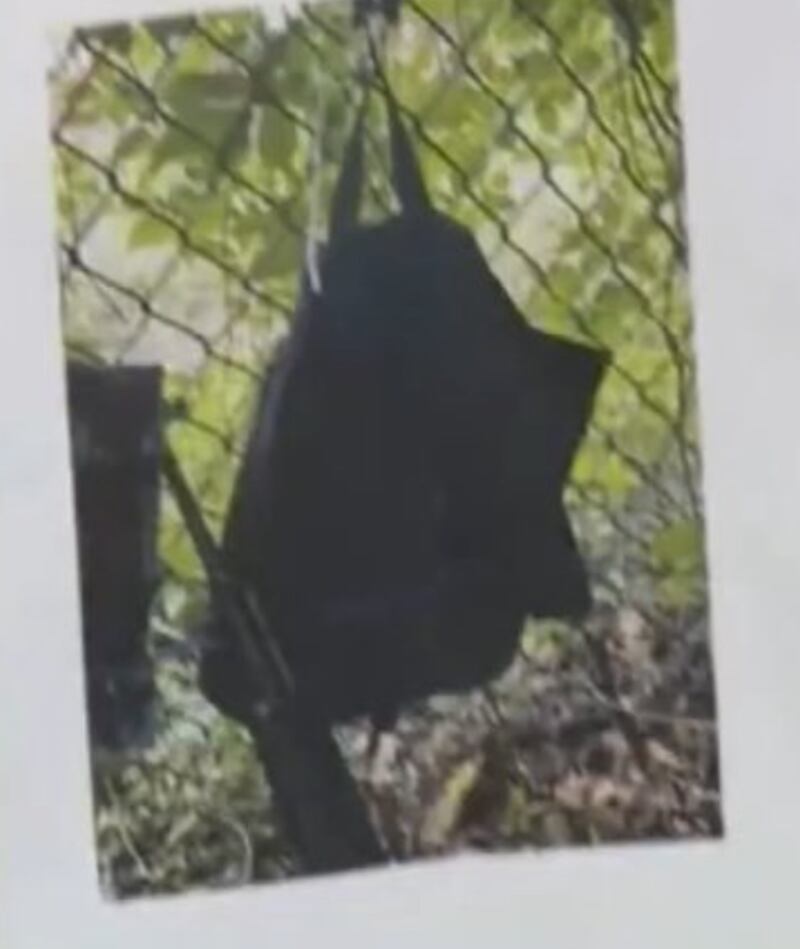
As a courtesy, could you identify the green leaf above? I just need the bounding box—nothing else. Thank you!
[128,214,176,249]
[249,234,299,281]
[258,106,298,167]
[128,24,164,76]
[113,126,153,162]
[537,100,560,134]
[159,72,249,151]
[571,437,639,503]
[549,262,582,297]
[572,46,603,77]
[516,49,556,83]
[163,72,249,111]
[145,127,200,175]
[589,280,638,345]
[650,519,702,574]
[650,514,706,608]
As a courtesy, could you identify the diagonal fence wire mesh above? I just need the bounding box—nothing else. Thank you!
[49,0,719,897]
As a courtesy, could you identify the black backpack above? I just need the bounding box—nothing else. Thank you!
[200,94,607,727]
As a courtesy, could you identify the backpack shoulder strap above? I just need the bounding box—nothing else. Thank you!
[385,85,431,215]
[329,94,369,240]
[327,80,431,242]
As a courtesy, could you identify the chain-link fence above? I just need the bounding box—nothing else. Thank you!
[49,0,720,898]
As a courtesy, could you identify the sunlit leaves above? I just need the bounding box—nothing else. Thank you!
[650,519,705,608]
[128,214,177,250]
[257,105,298,167]
[249,234,300,282]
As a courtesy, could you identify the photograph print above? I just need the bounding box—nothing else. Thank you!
[48,0,722,899]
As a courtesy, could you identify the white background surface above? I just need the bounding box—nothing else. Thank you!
[1,0,799,946]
